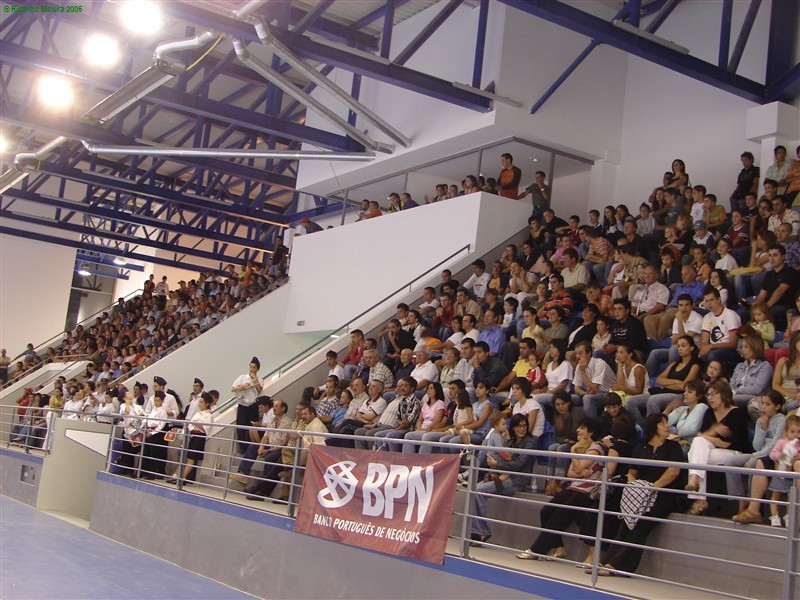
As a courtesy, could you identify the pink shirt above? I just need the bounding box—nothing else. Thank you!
[420,399,445,429]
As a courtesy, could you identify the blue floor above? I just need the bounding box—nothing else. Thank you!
[0,495,256,599]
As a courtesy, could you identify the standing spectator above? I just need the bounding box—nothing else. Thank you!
[155,276,169,310]
[231,357,263,454]
[498,153,522,199]
[518,170,551,218]
[0,348,10,384]
[730,151,760,212]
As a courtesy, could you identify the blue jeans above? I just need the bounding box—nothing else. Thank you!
[402,430,445,454]
[646,393,682,416]
[645,346,679,378]
[581,393,609,419]
[374,428,411,452]
[471,478,523,537]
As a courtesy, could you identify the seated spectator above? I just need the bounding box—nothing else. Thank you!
[645,293,703,379]
[463,259,491,303]
[590,413,686,577]
[630,265,670,320]
[540,306,569,358]
[685,381,751,515]
[730,332,774,411]
[585,281,612,317]
[633,335,702,423]
[636,203,655,236]
[723,209,751,265]
[383,320,416,371]
[469,413,535,546]
[537,274,574,320]
[699,287,741,364]
[566,304,599,359]
[776,222,800,269]
[732,407,794,525]
[372,378,421,451]
[455,288,483,323]
[733,229,775,300]
[402,383,447,453]
[545,391,586,495]
[573,341,617,419]
[594,298,648,367]
[657,246,682,289]
[608,344,647,420]
[582,228,612,283]
[418,286,440,321]
[516,417,605,561]
[439,380,493,450]
[771,331,800,405]
[508,377,543,440]
[531,339,573,409]
[661,379,709,450]
[340,330,365,381]
[750,244,799,326]
[505,260,535,313]
[714,238,738,274]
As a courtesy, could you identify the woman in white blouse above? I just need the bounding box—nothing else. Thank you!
[531,339,573,411]
[114,392,145,475]
[171,392,214,485]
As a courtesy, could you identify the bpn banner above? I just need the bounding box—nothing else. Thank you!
[294,445,460,564]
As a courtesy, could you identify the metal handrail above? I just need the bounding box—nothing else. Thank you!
[211,243,473,416]
[4,407,798,598]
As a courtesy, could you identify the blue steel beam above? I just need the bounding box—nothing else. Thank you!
[162,2,378,50]
[394,0,463,66]
[348,0,415,31]
[766,61,800,103]
[0,224,222,272]
[0,188,277,249]
[728,0,761,73]
[472,0,489,89]
[268,29,492,111]
[292,0,335,35]
[1,100,297,191]
[27,161,291,225]
[530,3,632,114]
[0,209,256,265]
[719,0,733,69]
[380,0,396,59]
[501,0,767,103]
[0,43,363,152]
[766,0,798,87]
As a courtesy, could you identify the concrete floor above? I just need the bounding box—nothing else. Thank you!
[0,495,257,599]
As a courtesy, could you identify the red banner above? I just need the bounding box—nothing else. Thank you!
[294,445,460,564]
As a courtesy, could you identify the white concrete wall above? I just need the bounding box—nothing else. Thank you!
[284,192,531,333]
[0,235,75,358]
[297,2,505,194]
[127,284,323,403]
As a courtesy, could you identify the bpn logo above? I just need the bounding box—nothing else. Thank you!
[317,461,358,508]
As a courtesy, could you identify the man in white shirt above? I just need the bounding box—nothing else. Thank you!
[302,351,345,403]
[452,339,476,392]
[572,341,617,419]
[144,376,179,419]
[561,249,591,294]
[184,378,205,421]
[461,314,480,342]
[409,348,439,393]
[630,265,670,319]
[700,288,741,363]
[418,286,440,319]
[462,259,491,302]
[645,294,704,377]
[353,396,401,450]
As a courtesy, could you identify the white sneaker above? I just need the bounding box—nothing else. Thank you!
[769,515,782,528]
[784,514,790,528]
[516,550,538,560]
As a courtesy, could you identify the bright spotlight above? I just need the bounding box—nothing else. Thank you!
[121,0,163,35]
[83,34,121,68]
[39,76,74,108]
[113,257,127,266]
[77,267,91,277]
[0,137,7,153]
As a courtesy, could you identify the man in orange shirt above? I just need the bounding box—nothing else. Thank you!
[498,153,522,199]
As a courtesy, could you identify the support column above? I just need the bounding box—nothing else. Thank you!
[745,102,800,194]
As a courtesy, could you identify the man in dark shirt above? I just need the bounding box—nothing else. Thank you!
[620,217,649,260]
[541,208,569,256]
[383,319,416,371]
[471,341,509,407]
[730,151,760,212]
[593,298,648,367]
[753,245,799,326]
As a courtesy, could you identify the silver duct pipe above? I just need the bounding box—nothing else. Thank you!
[80,141,374,161]
[233,0,268,20]
[154,30,217,63]
[231,38,394,154]
[253,21,411,148]
[2,32,219,193]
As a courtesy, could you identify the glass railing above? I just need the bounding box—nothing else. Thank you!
[211,243,472,417]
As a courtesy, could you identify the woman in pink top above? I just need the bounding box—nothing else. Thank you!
[403,383,447,453]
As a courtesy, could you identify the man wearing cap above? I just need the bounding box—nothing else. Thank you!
[692,220,714,249]
[231,357,263,454]
[145,376,179,420]
[299,217,323,234]
[184,378,205,421]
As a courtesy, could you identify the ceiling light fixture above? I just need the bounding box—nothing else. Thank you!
[83,34,121,68]
[121,0,163,35]
[113,257,127,266]
[39,76,73,108]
